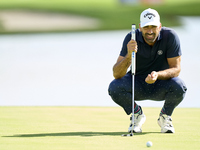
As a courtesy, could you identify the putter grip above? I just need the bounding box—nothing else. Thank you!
[131,24,136,75]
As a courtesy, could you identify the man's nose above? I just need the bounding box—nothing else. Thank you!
[147,28,153,34]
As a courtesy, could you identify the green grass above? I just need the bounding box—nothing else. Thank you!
[0,0,199,33]
[0,107,200,150]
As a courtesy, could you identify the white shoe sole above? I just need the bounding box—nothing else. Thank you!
[157,118,175,133]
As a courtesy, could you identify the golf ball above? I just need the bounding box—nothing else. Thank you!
[146,141,153,147]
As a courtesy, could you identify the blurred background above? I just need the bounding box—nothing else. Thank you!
[0,0,199,108]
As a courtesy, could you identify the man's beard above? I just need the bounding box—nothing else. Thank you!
[143,33,157,44]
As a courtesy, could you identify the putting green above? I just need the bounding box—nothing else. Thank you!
[0,107,199,150]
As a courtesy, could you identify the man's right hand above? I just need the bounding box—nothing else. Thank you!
[127,39,138,55]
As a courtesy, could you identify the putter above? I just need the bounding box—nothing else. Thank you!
[122,24,136,137]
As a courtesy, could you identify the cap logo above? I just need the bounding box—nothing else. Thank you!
[144,13,155,19]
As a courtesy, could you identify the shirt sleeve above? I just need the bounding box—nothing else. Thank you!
[120,32,131,57]
[166,29,182,58]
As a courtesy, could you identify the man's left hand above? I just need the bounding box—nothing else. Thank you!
[145,71,158,84]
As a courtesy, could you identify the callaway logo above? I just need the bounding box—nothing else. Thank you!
[157,50,163,55]
[144,13,156,19]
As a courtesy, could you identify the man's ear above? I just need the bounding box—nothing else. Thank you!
[159,23,162,30]
[139,23,142,31]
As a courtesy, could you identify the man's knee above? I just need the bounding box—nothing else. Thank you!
[108,79,121,97]
[169,77,187,95]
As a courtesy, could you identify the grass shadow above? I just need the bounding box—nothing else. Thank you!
[2,131,160,137]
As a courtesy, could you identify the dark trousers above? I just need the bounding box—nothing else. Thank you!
[108,72,187,116]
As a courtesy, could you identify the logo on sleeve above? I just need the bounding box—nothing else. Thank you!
[157,50,163,55]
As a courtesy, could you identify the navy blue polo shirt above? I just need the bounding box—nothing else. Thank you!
[120,27,182,77]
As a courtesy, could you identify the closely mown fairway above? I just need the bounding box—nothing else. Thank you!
[0,107,199,150]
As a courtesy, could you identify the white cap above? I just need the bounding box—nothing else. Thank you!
[140,8,160,27]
